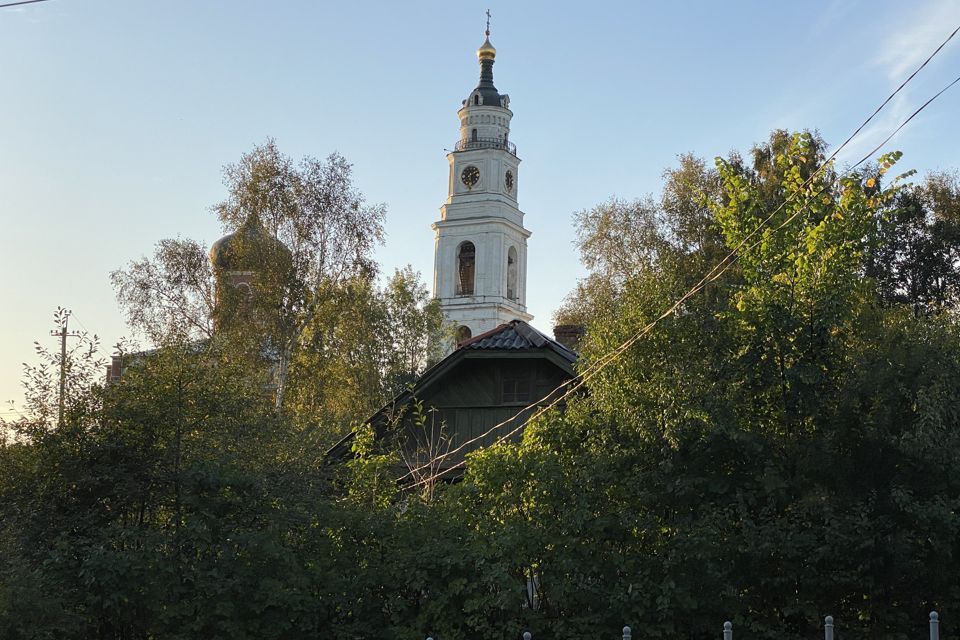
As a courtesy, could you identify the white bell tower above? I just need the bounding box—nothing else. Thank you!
[432,18,532,345]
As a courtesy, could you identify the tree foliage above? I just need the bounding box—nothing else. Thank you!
[866,170,960,314]
[284,266,446,434]
[485,131,960,638]
[111,140,387,410]
[111,238,216,344]
[5,131,960,639]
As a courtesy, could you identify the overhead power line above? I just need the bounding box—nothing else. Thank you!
[400,20,960,489]
[850,73,960,168]
[0,0,51,9]
[68,311,112,360]
[835,23,960,164]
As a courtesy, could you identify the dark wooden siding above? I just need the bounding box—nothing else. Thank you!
[399,353,572,467]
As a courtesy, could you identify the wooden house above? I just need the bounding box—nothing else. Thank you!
[327,320,577,479]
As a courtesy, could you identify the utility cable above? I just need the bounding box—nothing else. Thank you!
[834,23,960,167]
[67,311,112,361]
[416,68,960,486]
[399,22,960,488]
[0,0,51,9]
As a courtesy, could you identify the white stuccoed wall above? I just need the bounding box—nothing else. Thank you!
[430,35,534,347]
[431,82,531,343]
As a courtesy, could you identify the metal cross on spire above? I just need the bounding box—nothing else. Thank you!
[485,9,491,36]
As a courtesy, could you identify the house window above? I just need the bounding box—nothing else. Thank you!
[502,373,532,403]
[457,242,475,295]
[506,246,517,300]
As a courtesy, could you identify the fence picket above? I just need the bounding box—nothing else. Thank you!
[422,611,946,639]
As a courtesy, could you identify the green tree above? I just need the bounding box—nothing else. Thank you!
[446,131,960,639]
[212,141,386,408]
[9,130,960,640]
[381,265,447,393]
[283,265,446,442]
[866,170,960,314]
[0,337,341,639]
[112,140,386,410]
[112,238,216,345]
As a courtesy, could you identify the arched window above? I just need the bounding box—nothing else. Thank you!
[233,281,254,306]
[507,246,518,300]
[456,325,472,344]
[471,128,478,142]
[457,241,476,296]
[474,94,479,105]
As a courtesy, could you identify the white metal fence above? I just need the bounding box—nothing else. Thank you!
[425,611,944,640]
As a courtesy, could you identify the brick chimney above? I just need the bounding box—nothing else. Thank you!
[553,324,585,352]
[105,355,124,385]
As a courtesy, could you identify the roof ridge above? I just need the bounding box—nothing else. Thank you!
[512,320,549,347]
[457,322,511,349]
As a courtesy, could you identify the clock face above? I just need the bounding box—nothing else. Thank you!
[505,169,514,192]
[461,165,480,189]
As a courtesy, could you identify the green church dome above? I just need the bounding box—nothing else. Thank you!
[209,215,291,272]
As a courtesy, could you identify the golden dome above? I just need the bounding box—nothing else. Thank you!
[209,215,291,272]
[477,36,496,60]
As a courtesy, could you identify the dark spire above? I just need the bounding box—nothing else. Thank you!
[474,11,503,107]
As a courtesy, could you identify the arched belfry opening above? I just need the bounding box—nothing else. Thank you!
[456,325,472,344]
[507,245,518,300]
[457,241,476,295]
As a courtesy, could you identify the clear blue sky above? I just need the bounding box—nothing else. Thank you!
[2,0,959,414]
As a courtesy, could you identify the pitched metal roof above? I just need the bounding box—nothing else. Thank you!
[460,320,577,363]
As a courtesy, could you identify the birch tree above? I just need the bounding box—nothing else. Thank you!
[112,140,385,410]
[211,140,385,408]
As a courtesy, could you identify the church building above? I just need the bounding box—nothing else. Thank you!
[327,22,580,475]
